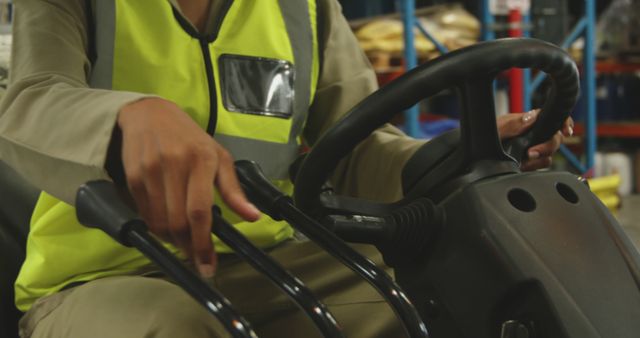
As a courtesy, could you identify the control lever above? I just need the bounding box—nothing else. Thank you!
[210,207,343,338]
[323,198,443,266]
[235,160,430,338]
[75,181,258,338]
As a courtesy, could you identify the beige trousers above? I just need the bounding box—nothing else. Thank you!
[19,240,406,338]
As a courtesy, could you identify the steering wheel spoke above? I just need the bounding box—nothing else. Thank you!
[457,76,513,164]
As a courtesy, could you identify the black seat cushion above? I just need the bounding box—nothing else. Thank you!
[0,226,26,338]
[0,161,39,338]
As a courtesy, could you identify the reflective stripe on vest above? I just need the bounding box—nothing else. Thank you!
[15,0,319,311]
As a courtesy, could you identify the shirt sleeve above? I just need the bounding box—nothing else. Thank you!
[305,0,426,203]
[0,0,153,204]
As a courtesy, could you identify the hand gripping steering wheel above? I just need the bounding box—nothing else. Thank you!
[294,38,580,219]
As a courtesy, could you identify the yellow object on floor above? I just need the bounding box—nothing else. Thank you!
[587,174,622,212]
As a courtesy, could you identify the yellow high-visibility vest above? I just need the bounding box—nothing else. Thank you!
[16,0,319,311]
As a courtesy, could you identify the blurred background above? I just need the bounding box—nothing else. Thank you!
[337,0,640,244]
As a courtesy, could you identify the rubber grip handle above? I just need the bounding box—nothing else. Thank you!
[235,160,290,221]
[76,180,145,246]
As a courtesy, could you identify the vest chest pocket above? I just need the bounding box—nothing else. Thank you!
[219,54,295,119]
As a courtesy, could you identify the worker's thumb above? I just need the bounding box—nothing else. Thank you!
[497,109,540,140]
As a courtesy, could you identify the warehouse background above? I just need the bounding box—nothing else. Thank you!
[336,0,640,247]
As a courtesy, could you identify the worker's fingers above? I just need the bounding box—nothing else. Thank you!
[214,144,261,222]
[121,133,170,241]
[521,131,563,171]
[496,109,540,139]
[122,135,150,219]
[562,116,575,137]
[498,110,573,140]
[527,131,563,159]
[497,109,572,171]
[116,99,261,279]
[162,150,192,259]
[521,156,553,171]
[186,153,216,278]
[140,141,171,241]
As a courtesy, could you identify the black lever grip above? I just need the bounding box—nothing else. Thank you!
[75,180,259,338]
[76,180,145,246]
[235,160,291,220]
[211,207,344,338]
[324,198,442,263]
[234,160,430,338]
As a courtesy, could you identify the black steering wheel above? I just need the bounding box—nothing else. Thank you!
[294,38,580,216]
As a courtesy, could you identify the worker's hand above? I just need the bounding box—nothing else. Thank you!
[117,98,261,277]
[497,109,574,171]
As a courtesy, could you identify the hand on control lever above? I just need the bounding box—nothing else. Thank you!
[116,98,261,278]
[497,109,574,171]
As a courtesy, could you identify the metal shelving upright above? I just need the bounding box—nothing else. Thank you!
[398,0,451,139]
[400,0,598,175]
[398,0,421,138]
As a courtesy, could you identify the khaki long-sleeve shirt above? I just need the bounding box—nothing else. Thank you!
[0,0,425,205]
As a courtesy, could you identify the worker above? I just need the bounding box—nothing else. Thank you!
[0,0,572,337]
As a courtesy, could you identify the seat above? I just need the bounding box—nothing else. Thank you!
[0,161,39,338]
